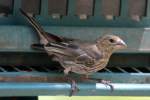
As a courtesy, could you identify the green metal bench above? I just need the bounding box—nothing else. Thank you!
[0,0,149,97]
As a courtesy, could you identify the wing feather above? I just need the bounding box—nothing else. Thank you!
[44,42,102,67]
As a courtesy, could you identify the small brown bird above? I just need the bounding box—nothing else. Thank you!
[20,9,127,96]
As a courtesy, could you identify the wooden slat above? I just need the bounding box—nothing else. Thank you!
[128,0,147,21]
[101,0,120,20]
[48,0,67,17]
[21,0,40,14]
[0,0,14,14]
[75,0,94,19]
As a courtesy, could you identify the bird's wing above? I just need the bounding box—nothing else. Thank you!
[45,42,102,67]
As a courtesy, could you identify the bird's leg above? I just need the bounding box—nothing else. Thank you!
[98,79,114,92]
[64,67,79,96]
[84,76,114,92]
[67,77,79,96]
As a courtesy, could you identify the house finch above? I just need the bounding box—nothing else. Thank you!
[20,9,127,96]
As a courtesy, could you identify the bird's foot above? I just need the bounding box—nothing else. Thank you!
[98,79,114,92]
[69,79,79,96]
[86,77,114,92]
[65,76,79,96]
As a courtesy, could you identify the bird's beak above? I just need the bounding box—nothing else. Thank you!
[116,39,127,48]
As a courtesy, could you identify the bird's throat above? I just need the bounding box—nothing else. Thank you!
[96,44,113,59]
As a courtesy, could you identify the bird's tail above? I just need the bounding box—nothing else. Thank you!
[20,9,47,42]
[20,9,45,33]
[20,9,64,45]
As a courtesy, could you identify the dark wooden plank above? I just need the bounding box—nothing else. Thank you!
[75,0,94,17]
[128,0,146,16]
[21,0,40,14]
[128,0,147,21]
[101,0,120,20]
[0,0,14,14]
[48,0,67,16]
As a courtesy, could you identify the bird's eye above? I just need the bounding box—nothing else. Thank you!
[109,39,115,43]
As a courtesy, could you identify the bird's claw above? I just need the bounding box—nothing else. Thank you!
[84,77,114,92]
[99,79,114,92]
[69,80,79,96]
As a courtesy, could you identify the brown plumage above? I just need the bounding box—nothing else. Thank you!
[20,9,127,96]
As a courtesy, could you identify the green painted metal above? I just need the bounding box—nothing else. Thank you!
[0,72,149,96]
[0,83,149,96]
[0,0,150,27]
[0,26,149,52]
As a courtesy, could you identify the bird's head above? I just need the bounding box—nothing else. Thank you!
[96,35,127,52]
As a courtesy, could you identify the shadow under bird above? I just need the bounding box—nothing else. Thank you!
[20,9,127,96]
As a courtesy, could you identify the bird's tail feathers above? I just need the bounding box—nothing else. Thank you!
[20,9,52,45]
[20,9,45,35]
[31,44,45,50]
[20,9,64,44]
